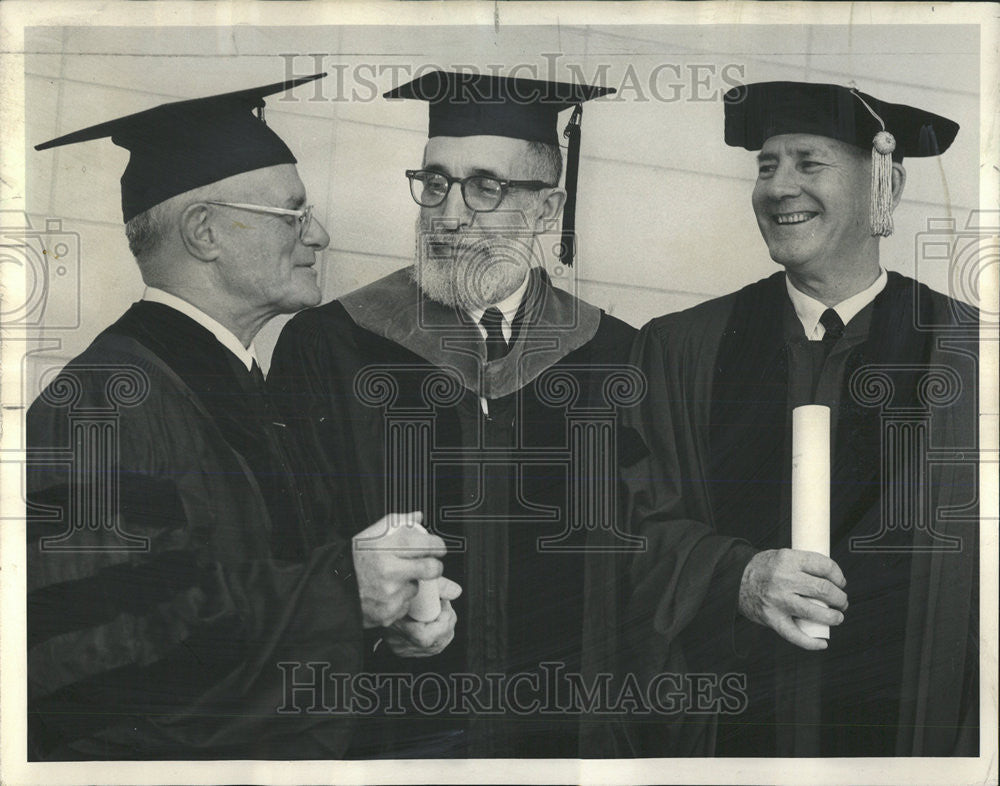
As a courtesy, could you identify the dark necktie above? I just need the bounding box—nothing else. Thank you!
[480,307,509,362]
[820,308,845,357]
[250,358,267,392]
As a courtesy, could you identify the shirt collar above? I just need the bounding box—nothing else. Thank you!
[785,268,887,340]
[466,270,531,330]
[142,287,258,371]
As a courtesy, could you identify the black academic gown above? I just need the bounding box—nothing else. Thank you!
[622,271,979,757]
[268,267,639,758]
[26,301,363,760]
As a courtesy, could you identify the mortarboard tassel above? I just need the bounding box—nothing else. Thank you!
[851,88,896,237]
[559,104,583,267]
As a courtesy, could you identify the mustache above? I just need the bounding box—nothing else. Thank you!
[419,230,493,246]
[417,229,536,257]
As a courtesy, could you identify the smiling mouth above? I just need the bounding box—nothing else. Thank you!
[773,212,817,225]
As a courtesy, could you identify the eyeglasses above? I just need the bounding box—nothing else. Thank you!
[206,201,315,240]
[405,169,555,212]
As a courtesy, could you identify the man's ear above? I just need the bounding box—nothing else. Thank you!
[179,203,220,262]
[890,162,907,211]
[532,187,567,234]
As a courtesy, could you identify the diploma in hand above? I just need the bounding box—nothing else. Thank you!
[791,405,831,640]
[408,579,442,622]
[406,521,442,622]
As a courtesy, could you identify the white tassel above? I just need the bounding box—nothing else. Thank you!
[851,88,897,237]
[871,130,896,237]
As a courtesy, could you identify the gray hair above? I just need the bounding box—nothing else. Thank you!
[524,141,563,186]
[124,203,169,263]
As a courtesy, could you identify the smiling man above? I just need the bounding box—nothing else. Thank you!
[622,81,978,757]
[268,71,637,758]
[26,75,447,760]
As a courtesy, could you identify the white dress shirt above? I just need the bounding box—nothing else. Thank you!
[785,268,888,341]
[466,272,531,344]
[142,287,259,371]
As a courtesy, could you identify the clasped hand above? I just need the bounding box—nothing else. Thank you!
[738,548,848,651]
[352,511,461,656]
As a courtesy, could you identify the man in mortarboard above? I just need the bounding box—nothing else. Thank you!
[27,75,451,760]
[268,71,638,758]
[622,81,978,757]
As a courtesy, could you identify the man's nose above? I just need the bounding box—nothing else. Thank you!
[304,215,331,250]
[438,181,475,227]
[763,160,802,200]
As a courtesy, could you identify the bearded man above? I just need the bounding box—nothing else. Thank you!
[268,71,638,758]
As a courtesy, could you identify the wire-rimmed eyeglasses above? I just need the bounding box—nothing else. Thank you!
[405,169,555,212]
[206,200,315,240]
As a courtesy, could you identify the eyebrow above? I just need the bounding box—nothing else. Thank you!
[283,194,306,209]
[421,163,505,180]
[757,146,830,162]
[469,167,504,180]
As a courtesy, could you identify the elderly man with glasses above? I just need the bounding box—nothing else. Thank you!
[268,71,638,759]
[27,75,449,760]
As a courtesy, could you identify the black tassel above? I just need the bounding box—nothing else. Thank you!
[559,104,583,268]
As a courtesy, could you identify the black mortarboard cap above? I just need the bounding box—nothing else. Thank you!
[723,80,959,161]
[35,73,326,222]
[384,71,615,266]
[724,80,959,237]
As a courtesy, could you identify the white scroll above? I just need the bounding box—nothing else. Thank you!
[791,405,831,640]
[408,579,442,622]
[406,521,442,622]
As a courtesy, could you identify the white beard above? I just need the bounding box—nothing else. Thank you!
[412,220,535,310]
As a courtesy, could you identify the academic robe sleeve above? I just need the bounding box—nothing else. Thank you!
[268,303,387,541]
[622,317,758,686]
[26,358,362,760]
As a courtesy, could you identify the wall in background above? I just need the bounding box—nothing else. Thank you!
[18,23,980,401]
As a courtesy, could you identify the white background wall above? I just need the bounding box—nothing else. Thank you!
[17,22,981,399]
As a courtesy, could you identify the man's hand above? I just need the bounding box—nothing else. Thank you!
[352,512,446,629]
[738,548,848,651]
[383,577,462,658]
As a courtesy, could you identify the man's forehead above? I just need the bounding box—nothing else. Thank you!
[757,133,859,159]
[223,163,306,203]
[422,134,532,174]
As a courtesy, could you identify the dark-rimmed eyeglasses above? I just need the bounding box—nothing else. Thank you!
[405,169,555,212]
[206,200,315,240]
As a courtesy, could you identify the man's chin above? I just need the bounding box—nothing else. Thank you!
[290,283,323,311]
[765,244,814,269]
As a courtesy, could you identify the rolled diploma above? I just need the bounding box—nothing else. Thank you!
[406,522,441,622]
[409,579,441,622]
[791,405,831,639]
